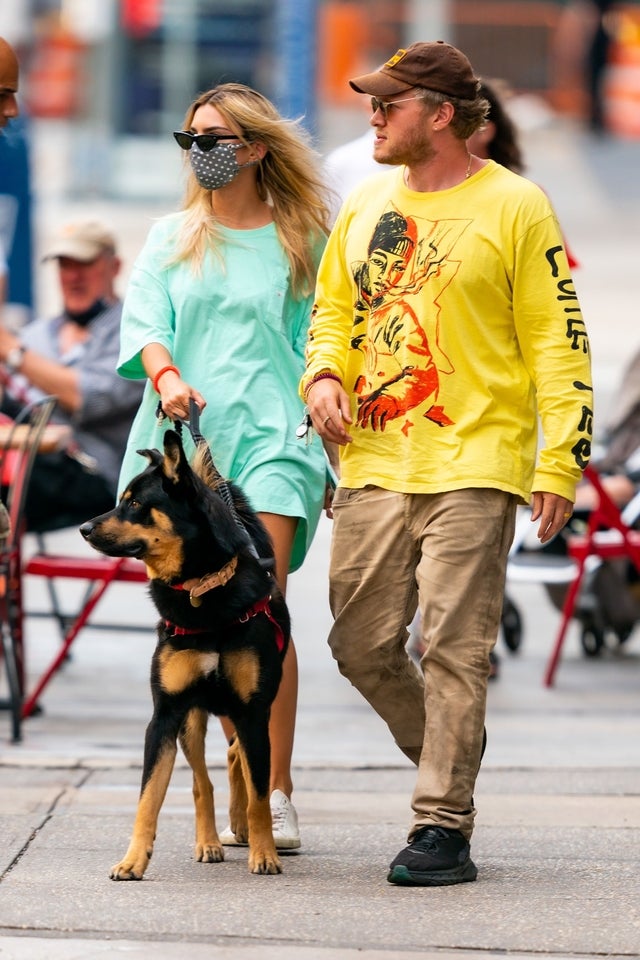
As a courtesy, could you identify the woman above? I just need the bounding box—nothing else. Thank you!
[466,78,524,175]
[117,83,332,849]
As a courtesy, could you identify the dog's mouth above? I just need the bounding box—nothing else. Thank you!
[80,523,147,559]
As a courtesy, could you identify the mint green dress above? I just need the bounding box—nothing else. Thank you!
[117,213,326,572]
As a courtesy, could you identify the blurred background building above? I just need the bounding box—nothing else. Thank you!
[1,0,639,319]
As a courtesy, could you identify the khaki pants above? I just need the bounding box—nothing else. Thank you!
[328,485,517,840]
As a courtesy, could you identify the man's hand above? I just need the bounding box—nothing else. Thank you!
[530,491,574,544]
[306,379,352,445]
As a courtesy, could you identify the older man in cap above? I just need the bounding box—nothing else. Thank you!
[302,41,592,886]
[0,219,144,531]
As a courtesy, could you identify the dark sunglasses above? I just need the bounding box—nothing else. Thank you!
[173,131,241,152]
[370,95,422,119]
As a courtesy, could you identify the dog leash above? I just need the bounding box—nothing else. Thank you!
[156,398,260,559]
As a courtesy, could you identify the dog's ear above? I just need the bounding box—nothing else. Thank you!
[162,429,190,486]
[136,448,163,468]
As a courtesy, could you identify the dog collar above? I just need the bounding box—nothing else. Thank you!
[171,555,238,607]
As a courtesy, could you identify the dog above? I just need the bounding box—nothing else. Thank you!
[80,428,290,878]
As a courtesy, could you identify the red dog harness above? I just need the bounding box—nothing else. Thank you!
[165,594,285,653]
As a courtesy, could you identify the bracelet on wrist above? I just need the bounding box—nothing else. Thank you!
[152,364,180,393]
[5,342,26,374]
[303,371,342,401]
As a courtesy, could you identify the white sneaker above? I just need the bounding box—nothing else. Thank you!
[269,789,301,850]
[218,824,246,846]
[219,790,301,850]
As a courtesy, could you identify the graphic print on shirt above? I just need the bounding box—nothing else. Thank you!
[350,208,471,434]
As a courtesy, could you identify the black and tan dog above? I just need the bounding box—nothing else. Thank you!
[80,428,290,879]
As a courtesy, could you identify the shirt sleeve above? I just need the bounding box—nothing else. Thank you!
[289,232,328,367]
[300,211,355,395]
[512,213,593,498]
[74,303,145,429]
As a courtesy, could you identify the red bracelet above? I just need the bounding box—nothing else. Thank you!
[152,365,181,393]
[304,371,342,400]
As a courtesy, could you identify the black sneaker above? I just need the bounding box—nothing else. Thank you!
[387,825,478,886]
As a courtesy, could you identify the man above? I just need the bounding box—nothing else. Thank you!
[0,35,20,306]
[0,36,19,131]
[0,219,145,531]
[302,41,592,886]
[0,35,20,543]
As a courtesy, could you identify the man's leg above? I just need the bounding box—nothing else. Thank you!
[408,487,517,839]
[386,488,516,887]
[328,485,425,765]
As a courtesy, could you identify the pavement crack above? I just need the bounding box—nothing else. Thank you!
[0,769,92,882]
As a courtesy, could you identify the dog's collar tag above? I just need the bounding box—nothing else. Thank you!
[189,593,203,608]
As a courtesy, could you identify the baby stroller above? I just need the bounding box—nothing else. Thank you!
[506,465,640,662]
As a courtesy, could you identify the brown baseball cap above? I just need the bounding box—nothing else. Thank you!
[42,219,117,263]
[349,41,479,100]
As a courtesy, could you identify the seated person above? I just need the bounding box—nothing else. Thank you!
[0,219,145,532]
[573,349,640,513]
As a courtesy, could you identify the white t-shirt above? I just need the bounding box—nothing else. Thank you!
[325,130,384,220]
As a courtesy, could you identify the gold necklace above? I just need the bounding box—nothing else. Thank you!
[403,151,473,190]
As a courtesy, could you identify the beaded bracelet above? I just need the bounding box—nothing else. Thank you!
[152,364,181,393]
[303,371,342,401]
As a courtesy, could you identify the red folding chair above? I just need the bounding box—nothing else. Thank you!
[21,551,149,719]
[544,464,640,686]
[0,397,57,741]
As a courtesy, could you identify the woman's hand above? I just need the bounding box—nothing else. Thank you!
[157,369,206,421]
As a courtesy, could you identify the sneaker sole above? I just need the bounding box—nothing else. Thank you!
[387,859,478,887]
[220,835,301,851]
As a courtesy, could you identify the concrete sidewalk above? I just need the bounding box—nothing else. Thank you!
[1,516,639,959]
[0,116,639,958]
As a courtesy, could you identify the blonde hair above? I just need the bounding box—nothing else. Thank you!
[173,83,332,298]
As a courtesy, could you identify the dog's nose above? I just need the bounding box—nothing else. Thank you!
[79,521,94,541]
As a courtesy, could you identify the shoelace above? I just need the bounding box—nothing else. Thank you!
[412,826,452,850]
[271,798,289,830]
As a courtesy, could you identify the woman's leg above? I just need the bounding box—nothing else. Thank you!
[221,512,298,797]
[256,511,298,798]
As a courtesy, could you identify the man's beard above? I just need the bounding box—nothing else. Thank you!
[375,129,436,168]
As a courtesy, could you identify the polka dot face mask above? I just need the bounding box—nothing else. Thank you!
[189,141,256,191]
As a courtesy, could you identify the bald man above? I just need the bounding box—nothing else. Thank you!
[0,36,19,130]
[0,36,20,540]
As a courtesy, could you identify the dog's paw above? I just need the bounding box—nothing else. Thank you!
[229,822,249,844]
[196,841,224,863]
[109,857,148,881]
[248,848,282,875]
[109,860,145,880]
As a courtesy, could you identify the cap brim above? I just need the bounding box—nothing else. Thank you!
[42,243,101,263]
[348,71,414,96]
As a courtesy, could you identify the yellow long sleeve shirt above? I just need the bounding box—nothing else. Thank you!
[304,161,592,503]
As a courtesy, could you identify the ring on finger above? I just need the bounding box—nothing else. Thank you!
[323,415,331,425]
